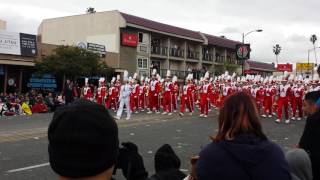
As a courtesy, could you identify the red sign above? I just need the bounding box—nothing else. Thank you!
[121,33,138,47]
[277,64,293,72]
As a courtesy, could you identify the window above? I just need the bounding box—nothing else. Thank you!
[138,33,143,43]
[138,58,148,69]
[139,45,148,53]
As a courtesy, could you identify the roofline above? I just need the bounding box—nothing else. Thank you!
[41,10,120,22]
[248,67,275,72]
[126,23,204,43]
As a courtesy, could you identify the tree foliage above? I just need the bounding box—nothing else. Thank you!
[310,34,317,45]
[86,7,96,14]
[273,44,281,56]
[35,46,114,80]
[214,61,239,75]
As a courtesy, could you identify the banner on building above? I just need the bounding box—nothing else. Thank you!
[296,63,314,71]
[0,30,37,56]
[236,44,250,60]
[121,33,138,47]
[87,43,106,57]
[77,42,106,57]
[277,64,293,72]
[27,74,57,91]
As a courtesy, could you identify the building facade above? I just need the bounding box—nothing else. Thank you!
[38,10,242,79]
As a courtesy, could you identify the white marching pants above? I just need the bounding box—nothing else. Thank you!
[116,98,131,119]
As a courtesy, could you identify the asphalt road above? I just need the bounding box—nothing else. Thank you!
[0,109,306,180]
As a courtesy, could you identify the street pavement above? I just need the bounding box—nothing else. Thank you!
[0,109,306,180]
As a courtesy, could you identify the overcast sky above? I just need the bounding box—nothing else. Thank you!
[1,0,319,65]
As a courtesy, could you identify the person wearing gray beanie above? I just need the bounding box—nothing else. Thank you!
[286,149,313,180]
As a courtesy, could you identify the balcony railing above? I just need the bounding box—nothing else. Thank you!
[202,53,214,61]
[215,56,225,63]
[160,69,205,80]
[151,46,168,56]
[187,51,200,60]
[169,48,185,58]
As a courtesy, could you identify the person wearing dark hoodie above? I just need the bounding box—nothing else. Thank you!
[299,91,320,180]
[149,144,186,180]
[196,92,291,180]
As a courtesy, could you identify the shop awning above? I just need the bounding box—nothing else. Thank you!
[0,59,35,66]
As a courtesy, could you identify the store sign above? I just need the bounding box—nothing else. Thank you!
[27,74,57,91]
[87,43,106,55]
[20,33,37,56]
[0,30,37,56]
[296,63,314,71]
[121,33,138,47]
[277,64,293,72]
[236,44,250,60]
[77,42,106,57]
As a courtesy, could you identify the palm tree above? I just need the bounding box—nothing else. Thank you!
[273,44,282,65]
[86,7,96,14]
[310,34,318,65]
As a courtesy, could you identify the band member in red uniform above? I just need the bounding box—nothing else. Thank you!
[221,79,233,106]
[212,81,220,108]
[200,72,212,118]
[162,70,174,115]
[130,73,140,114]
[148,69,161,114]
[105,77,119,111]
[96,78,107,105]
[276,77,291,124]
[187,74,195,114]
[256,84,265,115]
[139,76,147,112]
[263,83,275,118]
[83,78,93,101]
[179,74,193,116]
[292,81,304,120]
[172,76,179,112]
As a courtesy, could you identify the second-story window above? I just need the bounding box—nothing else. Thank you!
[138,33,143,43]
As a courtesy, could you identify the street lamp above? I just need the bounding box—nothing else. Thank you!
[242,29,263,44]
[241,29,263,75]
[307,46,320,76]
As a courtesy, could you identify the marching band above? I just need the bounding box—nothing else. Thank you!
[82,69,320,122]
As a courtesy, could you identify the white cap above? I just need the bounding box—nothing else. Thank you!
[85,78,89,85]
[166,70,171,77]
[123,70,129,82]
[152,69,157,75]
[133,73,138,80]
[99,77,105,83]
[111,77,116,84]
[172,76,178,83]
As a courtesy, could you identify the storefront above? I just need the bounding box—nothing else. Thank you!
[0,30,38,93]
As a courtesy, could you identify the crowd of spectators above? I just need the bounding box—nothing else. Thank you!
[0,90,65,116]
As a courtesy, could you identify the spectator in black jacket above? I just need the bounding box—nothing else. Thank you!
[63,80,74,105]
[149,144,186,180]
[299,91,320,180]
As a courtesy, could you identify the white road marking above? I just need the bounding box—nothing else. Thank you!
[7,163,50,173]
